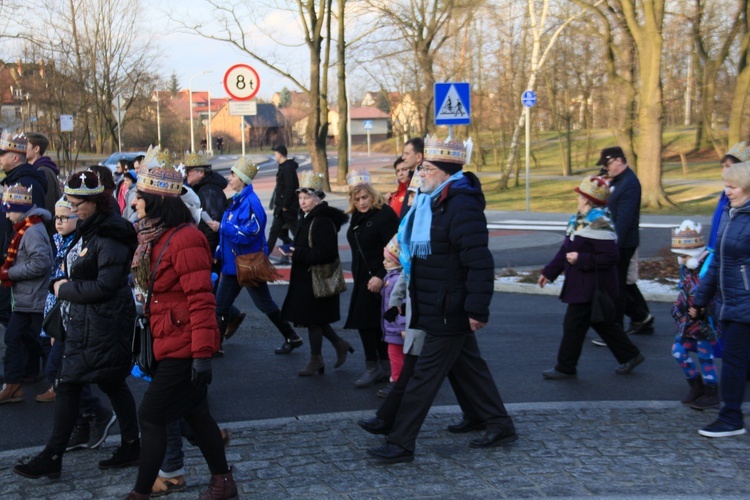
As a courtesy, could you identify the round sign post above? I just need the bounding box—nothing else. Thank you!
[223,64,261,101]
[521,90,536,212]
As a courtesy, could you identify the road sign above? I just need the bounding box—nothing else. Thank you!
[363,120,373,130]
[223,64,260,101]
[112,94,126,124]
[522,90,537,107]
[228,100,258,116]
[60,114,73,132]
[434,82,471,125]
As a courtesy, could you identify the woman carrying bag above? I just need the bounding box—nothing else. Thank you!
[538,176,644,380]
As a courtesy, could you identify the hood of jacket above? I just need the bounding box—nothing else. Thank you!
[194,170,228,191]
[308,201,348,230]
[434,171,486,210]
[280,159,299,172]
[78,211,138,253]
[33,156,60,175]
[23,206,52,221]
[3,162,48,192]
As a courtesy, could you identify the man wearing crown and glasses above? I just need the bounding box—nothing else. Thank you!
[367,136,517,464]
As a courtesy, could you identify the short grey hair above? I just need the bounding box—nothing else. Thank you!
[723,161,750,192]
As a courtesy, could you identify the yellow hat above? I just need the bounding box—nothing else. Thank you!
[183,150,211,169]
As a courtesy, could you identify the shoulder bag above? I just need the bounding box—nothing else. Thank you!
[131,224,188,377]
[235,250,282,288]
[308,218,347,298]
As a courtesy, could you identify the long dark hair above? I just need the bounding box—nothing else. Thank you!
[138,191,193,228]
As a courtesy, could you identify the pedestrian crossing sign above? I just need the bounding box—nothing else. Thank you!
[434,82,471,126]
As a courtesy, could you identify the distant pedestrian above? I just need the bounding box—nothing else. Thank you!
[26,132,62,236]
[538,176,644,379]
[267,145,299,264]
[669,221,719,410]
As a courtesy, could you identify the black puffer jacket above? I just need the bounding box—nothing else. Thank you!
[409,172,494,335]
[272,159,300,215]
[56,211,138,384]
[193,170,228,251]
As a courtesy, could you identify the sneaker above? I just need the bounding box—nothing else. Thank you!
[591,338,607,347]
[615,353,645,374]
[35,387,56,403]
[66,423,90,451]
[698,419,747,438]
[625,313,655,335]
[88,409,117,449]
[98,439,140,469]
[13,449,62,479]
[376,382,395,398]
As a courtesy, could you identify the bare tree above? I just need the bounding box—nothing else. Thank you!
[729,0,750,145]
[335,0,349,184]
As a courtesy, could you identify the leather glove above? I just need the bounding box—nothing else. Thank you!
[383,306,400,323]
[191,358,213,388]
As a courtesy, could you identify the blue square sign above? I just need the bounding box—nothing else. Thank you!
[434,82,471,126]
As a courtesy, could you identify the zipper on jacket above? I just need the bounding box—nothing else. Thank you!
[718,214,731,319]
[742,265,750,291]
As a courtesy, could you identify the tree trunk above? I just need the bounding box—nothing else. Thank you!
[729,0,750,146]
[336,0,348,185]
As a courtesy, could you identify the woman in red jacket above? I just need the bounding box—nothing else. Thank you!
[125,166,237,500]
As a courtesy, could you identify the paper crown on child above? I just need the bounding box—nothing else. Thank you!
[671,220,705,256]
[384,234,401,265]
[0,131,27,155]
[231,157,258,185]
[346,169,371,190]
[64,171,105,197]
[725,142,750,163]
[297,171,326,198]
[2,183,33,212]
[574,175,610,206]
[182,150,211,169]
[55,195,72,210]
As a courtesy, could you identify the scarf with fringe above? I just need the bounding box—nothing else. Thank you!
[565,207,616,241]
[131,217,168,293]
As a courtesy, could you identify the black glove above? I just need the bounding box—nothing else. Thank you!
[191,358,213,388]
[384,306,400,323]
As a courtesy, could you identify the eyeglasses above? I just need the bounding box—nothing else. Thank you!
[68,199,88,211]
[54,215,77,223]
[417,165,438,174]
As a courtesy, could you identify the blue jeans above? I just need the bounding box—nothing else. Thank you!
[215,274,279,316]
[160,420,185,475]
[718,321,750,427]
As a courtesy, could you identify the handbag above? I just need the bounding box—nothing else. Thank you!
[590,265,616,324]
[235,250,281,287]
[42,300,65,341]
[308,218,346,299]
[131,224,189,377]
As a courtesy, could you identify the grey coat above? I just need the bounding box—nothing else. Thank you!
[389,272,425,356]
[7,206,53,313]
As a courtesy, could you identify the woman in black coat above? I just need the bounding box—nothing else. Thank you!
[14,171,140,479]
[344,180,399,388]
[281,173,351,376]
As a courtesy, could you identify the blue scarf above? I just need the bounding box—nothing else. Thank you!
[399,171,464,282]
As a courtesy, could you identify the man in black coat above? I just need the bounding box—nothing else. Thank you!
[597,147,652,334]
[267,145,299,264]
[184,162,228,255]
[367,137,517,463]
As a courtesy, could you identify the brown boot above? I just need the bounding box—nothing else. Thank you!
[298,355,325,376]
[333,339,354,368]
[36,387,56,403]
[681,377,703,404]
[199,466,238,500]
[0,383,24,404]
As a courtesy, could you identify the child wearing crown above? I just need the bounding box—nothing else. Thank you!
[670,220,720,410]
[0,184,54,404]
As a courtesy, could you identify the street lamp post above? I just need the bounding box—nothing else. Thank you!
[206,83,219,156]
[189,70,211,153]
[155,80,161,147]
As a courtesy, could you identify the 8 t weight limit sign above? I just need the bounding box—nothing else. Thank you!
[223,64,261,101]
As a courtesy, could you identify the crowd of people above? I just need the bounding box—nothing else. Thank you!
[0,127,749,497]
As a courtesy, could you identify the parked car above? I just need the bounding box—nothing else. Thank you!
[101,151,146,172]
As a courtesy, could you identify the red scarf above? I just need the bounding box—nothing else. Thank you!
[0,215,44,287]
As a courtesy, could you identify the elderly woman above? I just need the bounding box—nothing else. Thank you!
[209,157,302,355]
[126,165,236,499]
[538,176,644,379]
[344,172,399,388]
[14,171,140,479]
[691,161,750,438]
[281,171,351,376]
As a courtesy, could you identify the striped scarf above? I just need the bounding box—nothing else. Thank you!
[0,215,43,287]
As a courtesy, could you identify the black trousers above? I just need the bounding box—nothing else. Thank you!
[387,332,515,452]
[556,302,641,374]
[267,210,298,255]
[616,246,650,326]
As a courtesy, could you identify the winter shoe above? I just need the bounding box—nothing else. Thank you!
[690,383,720,410]
[698,419,746,438]
[333,339,354,368]
[298,355,325,376]
[35,387,56,403]
[13,449,62,479]
[681,377,704,404]
[0,383,24,404]
[625,313,655,335]
[98,439,140,469]
[88,409,117,449]
[199,466,238,500]
[354,361,385,388]
[224,313,246,340]
[275,335,303,355]
[66,422,91,451]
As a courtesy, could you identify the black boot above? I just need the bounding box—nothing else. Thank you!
[681,377,704,404]
[13,448,62,479]
[98,439,140,469]
[690,383,720,410]
[268,310,303,355]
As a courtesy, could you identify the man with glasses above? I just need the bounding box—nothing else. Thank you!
[596,146,652,338]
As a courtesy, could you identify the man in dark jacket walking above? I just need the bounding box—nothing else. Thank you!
[184,159,228,254]
[367,137,516,463]
[267,145,299,264]
[597,147,653,334]
[26,132,62,237]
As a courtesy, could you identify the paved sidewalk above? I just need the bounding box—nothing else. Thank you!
[3,401,749,499]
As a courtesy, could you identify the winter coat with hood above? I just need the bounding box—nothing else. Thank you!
[6,206,53,313]
[381,268,405,345]
[215,183,268,276]
[0,162,48,254]
[694,200,750,323]
[33,156,62,218]
[56,211,137,384]
[344,204,399,330]
[408,172,495,336]
[272,158,300,216]
[281,202,348,327]
[192,170,228,251]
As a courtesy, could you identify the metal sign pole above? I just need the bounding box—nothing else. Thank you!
[525,106,530,213]
[367,129,371,157]
[117,95,122,153]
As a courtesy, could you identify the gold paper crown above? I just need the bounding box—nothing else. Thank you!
[726,142,750,163]
[143,145,174,169]
[346,170,371,189]
[2,183,33,210]
[0,131,27,154]
[231,157,258,184]
[137,166,184,198]
[574,175,610,206]
[183,150,210,168]
[298,171,325,193]
[671,220,705,254]
[64,171,105,196]
[424,136,466,165]
[143,145,160,168]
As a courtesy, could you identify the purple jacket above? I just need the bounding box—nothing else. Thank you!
[542,235,619,304]
[381,269,405,345]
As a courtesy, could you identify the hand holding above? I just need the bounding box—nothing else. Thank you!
[566,252,579,265]
[538,275,548,288]
[191,358,213,388]
[367,276,384,293]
